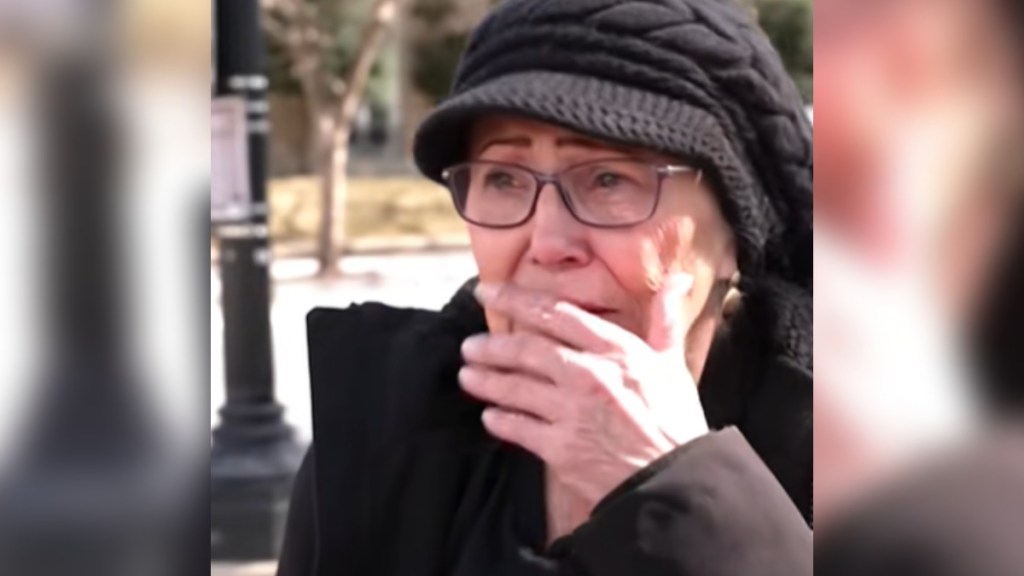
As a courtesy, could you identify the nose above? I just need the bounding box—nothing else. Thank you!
[525,183,591,270]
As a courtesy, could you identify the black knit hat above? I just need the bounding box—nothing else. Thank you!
[413,0,812,291]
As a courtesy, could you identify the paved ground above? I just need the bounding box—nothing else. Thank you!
[211,562,278,576]
[210,249,478,443]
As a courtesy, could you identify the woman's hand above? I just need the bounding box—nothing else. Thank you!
[458,277,708,508]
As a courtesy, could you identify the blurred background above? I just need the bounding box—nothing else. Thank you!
[813,0,1024,552]
[0,0,810,574]
[243,0,811,268]
[0,0,208,575]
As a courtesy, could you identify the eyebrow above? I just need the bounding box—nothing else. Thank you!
[474,136,532,156]
[474,134,633,156]
[556,136,630,153]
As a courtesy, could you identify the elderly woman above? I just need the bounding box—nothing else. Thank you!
[278,0,812,575]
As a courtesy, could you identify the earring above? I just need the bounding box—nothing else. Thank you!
[729,271,741,288]
[723,272,742,317]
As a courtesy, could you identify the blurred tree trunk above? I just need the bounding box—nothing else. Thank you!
[264,0,401,277]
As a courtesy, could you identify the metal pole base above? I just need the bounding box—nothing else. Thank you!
[210,402,305,561]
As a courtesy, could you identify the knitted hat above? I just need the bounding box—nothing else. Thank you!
[413,0,812,291]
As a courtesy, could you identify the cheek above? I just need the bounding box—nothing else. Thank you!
[652,187,735,284]
[469,226,526,335]
[468,226,521,284]
[645,218,697,289]
[592,222,719,333]
[590,221,697,300]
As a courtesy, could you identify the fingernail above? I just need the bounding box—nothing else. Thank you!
[474,282,498,302]
[461,335,486,356]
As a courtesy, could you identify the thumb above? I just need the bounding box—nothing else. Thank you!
[645,272,694,354]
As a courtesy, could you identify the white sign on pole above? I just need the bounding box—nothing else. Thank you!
[211,97,251,223]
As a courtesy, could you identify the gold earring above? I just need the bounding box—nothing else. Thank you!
[723,272,742,317]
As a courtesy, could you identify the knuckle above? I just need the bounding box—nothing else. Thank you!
[551,346,575,370]
[544,300,579,333]
[507,333,531,359]
[553,300,590,329]
[580,359,617,398]
[488,334,520,363]
[519,294,554,329]
[588,382,616,405]
[551,300,576,317]
[526,290,553,311]
[491,374,518,406]
[533,306,555,330]
[578,375,604,396]
[604,350,630,374]
[473,367,496,393]
[547,298,573,320]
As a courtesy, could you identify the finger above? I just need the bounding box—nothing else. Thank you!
[461,332,587,384]
[645,272,694,354]
[481,407,553,460]
[459,366,562,423]
[474,282,641,354]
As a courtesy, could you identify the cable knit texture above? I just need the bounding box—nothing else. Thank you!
[413,0,813,294]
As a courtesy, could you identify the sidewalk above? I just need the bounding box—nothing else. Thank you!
[210,233,471,265]
[211,562,277,576]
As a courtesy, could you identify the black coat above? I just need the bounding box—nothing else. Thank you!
[277,278,813,576]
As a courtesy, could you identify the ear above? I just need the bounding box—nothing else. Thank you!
[714,236,739,283]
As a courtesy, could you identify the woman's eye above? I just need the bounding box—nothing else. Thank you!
[485,171,521,189]
[594,172,625,189]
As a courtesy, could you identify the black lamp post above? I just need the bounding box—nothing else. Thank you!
[211,0,305,561]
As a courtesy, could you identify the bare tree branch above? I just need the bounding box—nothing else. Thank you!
[328,77,347,100]
[335,0,403,130]
[261,13,290,45]
[261,0,302,15]
[262,0,406,276]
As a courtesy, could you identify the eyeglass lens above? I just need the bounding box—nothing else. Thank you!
[448,160,672,227]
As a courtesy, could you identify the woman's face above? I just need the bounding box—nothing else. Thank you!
[815,0,1024,320]
[464,115,737,378]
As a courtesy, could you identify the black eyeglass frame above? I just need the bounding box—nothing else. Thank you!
[440,158,702,229]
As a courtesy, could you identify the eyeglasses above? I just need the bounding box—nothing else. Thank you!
[441,158,701,228]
